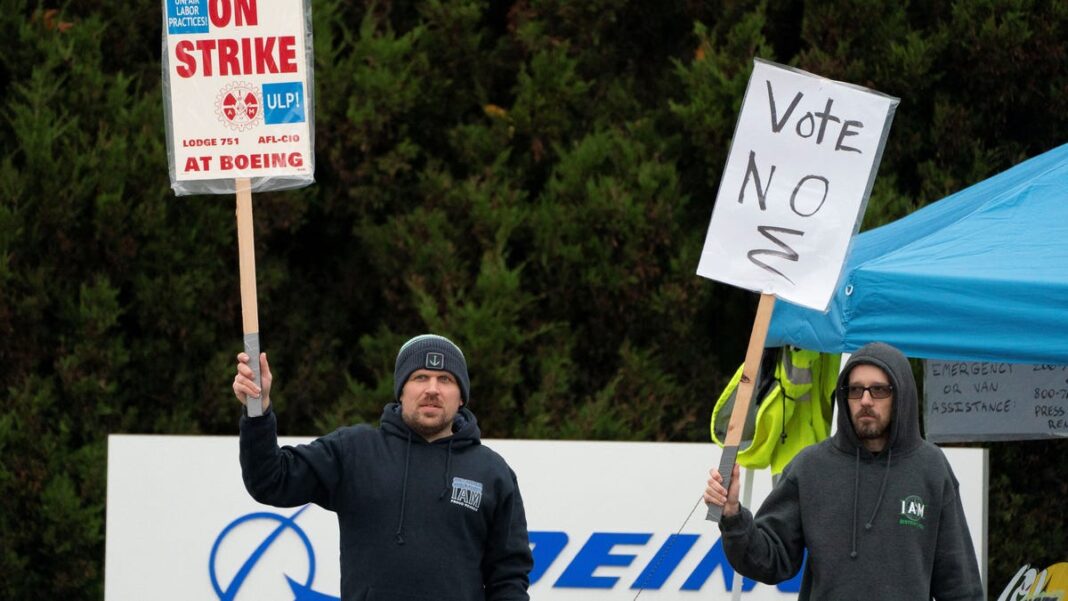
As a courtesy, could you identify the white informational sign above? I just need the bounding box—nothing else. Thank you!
[105,436,986,600]
[162,0,315,193]
[924,361,1068,442]
[697,58,899,311]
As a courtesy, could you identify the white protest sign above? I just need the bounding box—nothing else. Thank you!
[697,59,898,310]
[162,0,314,193]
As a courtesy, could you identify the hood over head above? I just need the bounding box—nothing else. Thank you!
[834,342,923,455]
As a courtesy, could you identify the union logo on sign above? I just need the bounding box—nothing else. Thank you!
[215,82,263,132]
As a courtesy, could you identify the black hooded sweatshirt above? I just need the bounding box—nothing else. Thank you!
[719,342,984,599]
[240,403,533,601]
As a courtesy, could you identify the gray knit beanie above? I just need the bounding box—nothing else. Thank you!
[394,334,470,404]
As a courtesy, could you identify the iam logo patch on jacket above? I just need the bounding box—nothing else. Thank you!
[450,477,483,511]
[898,495,927,529]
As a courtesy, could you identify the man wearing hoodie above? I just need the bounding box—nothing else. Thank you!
[233,334,533,601]
[703,342,983,599]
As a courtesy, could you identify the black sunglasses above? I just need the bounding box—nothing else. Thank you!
[844,384,894,400]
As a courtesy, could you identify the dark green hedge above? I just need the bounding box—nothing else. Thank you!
[1,0,1065,597]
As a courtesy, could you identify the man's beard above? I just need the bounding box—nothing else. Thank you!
[402,408,453,438]
[853,410,887,439]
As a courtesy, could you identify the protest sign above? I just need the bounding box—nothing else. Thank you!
[697,58,897,311]
[162,0,315,195]
[161,0,316,414]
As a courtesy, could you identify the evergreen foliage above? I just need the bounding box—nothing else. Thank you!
[0,0,1065,597]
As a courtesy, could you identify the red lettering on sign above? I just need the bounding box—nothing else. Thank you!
[173,36,297,79]
[236,0,258,26]
[209,0,230,28]
[196,39,217,76]
[218,152,304,170]
[241,37,252,74]
[218,39,239,76]
[175,40,196,77]
[183,156,212,172]
[254,37,277,73]
[278,36,296,71]
[209,0,259,28]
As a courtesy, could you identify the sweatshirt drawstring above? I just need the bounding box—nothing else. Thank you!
[850,449,859,559]
[850,446,894,559]
[866,447,892,530]
[439,439,455,500]
[395,431,412,545]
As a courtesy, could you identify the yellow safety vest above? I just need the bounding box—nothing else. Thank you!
[710,346,838,474]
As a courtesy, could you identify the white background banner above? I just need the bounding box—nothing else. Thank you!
[105,436,985,599]
[697,59,898,310]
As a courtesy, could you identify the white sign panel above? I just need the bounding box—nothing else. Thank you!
[105,436,985,600]
[697,59,898,310]
[162,0,314,191]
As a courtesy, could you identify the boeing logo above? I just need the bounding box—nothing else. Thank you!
[210,509,802,597]
[530,532,803,592]
[209,506,339,601]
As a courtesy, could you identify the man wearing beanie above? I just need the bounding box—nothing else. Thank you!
[233,334,533,601]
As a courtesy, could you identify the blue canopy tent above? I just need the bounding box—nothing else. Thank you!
[767,143,1068,365]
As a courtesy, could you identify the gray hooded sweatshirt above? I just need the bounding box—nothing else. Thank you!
[719,342,983,599]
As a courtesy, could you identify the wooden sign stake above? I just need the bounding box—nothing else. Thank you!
[235,177,264,416]
[706,292,776,522]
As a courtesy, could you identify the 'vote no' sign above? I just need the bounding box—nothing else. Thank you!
[697,59,898,311]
